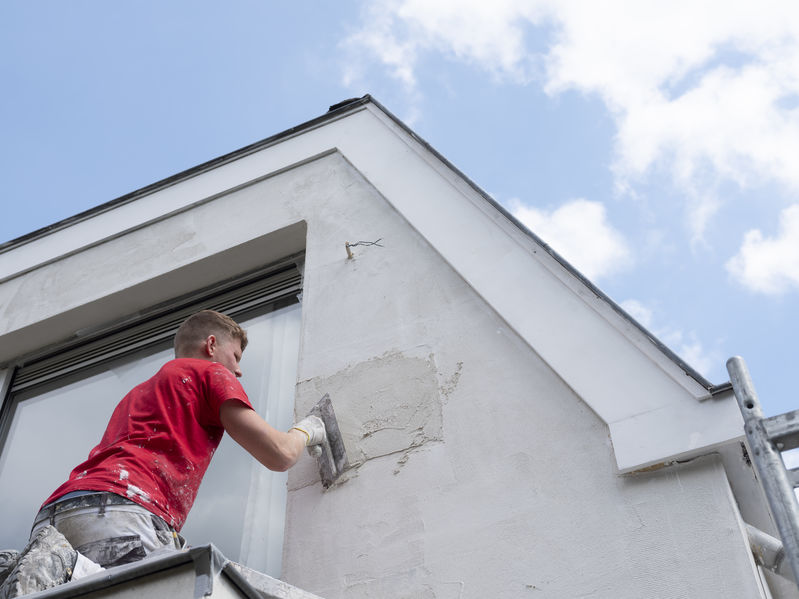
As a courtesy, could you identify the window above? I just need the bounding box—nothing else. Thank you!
[0,258,302,577]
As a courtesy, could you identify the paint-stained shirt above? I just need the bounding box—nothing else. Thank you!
[43,358,252,530]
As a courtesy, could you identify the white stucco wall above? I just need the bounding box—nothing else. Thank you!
[0,149,768,595]
[276,155,763,597]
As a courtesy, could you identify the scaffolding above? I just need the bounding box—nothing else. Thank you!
[727,356,799,586]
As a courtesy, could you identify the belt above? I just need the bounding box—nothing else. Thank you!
[34,492,137,527]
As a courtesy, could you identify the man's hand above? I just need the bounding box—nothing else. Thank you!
[290,415,326,446]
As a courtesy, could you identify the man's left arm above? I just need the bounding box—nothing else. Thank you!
[220,401,307,472]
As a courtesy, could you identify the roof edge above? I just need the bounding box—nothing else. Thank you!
[2,93,727,393]
[362,96,723,393]
[0,95,374,255]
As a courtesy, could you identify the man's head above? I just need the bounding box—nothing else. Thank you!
[174,310,248,377]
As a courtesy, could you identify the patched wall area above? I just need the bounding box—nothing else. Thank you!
[294,351,442,477]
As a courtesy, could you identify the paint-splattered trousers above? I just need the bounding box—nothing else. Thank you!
[31,491,185,575]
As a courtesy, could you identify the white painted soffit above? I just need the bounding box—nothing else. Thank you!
[0,97,742,472]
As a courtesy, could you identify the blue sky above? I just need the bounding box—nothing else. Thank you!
[2,1,798,417]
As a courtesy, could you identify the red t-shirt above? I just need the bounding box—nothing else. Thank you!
[43,358,252,530]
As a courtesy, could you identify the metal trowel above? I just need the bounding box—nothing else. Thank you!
[307,394,350,488]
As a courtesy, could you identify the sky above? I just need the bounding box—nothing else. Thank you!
[1,1,798,418]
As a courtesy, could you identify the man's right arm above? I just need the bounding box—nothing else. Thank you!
[219,401,308,472]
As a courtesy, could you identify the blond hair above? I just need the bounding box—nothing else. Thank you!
[174,310,248,357]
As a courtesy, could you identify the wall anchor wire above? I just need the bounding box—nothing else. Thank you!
[345,238,383,259]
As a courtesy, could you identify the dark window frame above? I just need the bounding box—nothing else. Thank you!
[0,253,304,457]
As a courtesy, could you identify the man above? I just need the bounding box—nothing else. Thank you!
[0,310,325,598]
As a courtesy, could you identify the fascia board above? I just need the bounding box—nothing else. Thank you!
[343,106,744,472]
[609,389,745,473]
[1,103,743,472]
[0,109,365,284]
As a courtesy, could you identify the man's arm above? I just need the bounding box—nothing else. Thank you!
[220,401,307,472]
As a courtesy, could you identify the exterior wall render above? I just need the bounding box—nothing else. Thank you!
[0,152,765,597]
[274,155,762,597]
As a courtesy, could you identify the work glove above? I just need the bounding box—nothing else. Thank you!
[291,415,326,448]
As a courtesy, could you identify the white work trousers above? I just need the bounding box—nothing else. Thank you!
[31,496,184,579]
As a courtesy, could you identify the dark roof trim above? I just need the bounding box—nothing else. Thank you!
[361,96,728,395]
[1,94,727,394]
[0,96,374,255]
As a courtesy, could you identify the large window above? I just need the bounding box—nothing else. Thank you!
[0,260,302,577]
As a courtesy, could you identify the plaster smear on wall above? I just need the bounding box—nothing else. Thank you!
[292,349,443,488]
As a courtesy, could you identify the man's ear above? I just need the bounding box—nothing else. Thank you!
[203,334,217,358]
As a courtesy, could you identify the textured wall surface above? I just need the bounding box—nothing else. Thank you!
[277,155,762,598]
[0,150,766,598]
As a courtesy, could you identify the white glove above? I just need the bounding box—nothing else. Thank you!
[291,415,326,446]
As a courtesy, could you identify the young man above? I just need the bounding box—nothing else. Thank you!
[0,310,325,598]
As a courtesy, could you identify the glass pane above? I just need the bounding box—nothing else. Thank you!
[0,347,172,552]
[182,303,301,576]
[0,302,300,578]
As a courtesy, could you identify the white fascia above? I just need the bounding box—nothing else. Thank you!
[0,103,743,472]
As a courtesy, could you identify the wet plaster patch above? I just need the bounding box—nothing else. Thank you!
[438,361,462,404]
[291,350,443,489]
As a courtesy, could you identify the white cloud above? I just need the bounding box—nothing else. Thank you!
[343,0,543,91]
[676,336,718,380]
[726,204,799,294]
[619,299,720,379]
[345,1,799,239]
[509,198,631,280]
[619,298,654,329]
